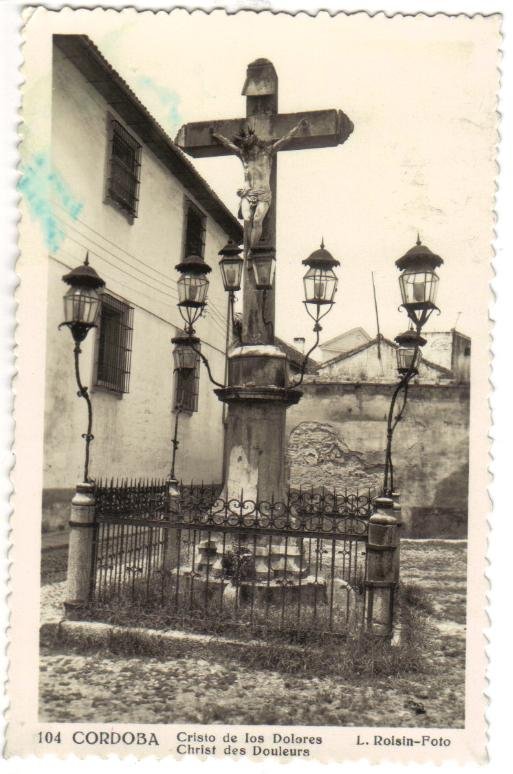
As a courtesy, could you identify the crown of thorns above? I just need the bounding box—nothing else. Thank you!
[233,126,260,145]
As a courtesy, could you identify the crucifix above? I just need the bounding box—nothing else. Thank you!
[175,58,354,590]
[176,57,353,346]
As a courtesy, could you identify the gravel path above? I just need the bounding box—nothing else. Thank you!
[39,540,466,727]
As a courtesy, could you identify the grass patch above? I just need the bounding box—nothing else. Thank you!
[400,581,435,616]
[51,581,432,680]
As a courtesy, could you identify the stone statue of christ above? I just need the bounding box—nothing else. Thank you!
[211,119,308,248]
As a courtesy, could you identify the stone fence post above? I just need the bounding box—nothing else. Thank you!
[64,482,96,619]
[364,495,401,637]
[163,477,181,573]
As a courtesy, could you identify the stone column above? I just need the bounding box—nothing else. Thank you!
[163,477,181,573]
[212,345,307,596]
[364,495,400,637]
[64,482,96,619]
[216,345,301,502]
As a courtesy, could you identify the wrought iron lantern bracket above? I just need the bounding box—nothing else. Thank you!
[60,253,105,483]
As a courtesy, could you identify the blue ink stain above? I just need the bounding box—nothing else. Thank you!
[136,76,182,135]
[18,153,83,253]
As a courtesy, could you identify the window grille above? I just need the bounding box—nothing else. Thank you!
[183,199,206,257]
[94,294,134,394]
[174,344,200,413]
[107,119,142,218]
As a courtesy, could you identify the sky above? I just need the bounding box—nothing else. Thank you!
[46,9,499,348]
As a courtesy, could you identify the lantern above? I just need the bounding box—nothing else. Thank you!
[302,240,340,327]
[251,247,276,291]
[396,236,443,327]
[394,329,426,375]
[61,253,105,343]
[172,332,200,371]
[219,240,243,292]
[175,253,212,332]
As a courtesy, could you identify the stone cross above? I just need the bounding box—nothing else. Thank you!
[176,58,353,345]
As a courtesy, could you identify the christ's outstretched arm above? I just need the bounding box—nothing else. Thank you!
[210,129,241,156]
[270,118,309,154]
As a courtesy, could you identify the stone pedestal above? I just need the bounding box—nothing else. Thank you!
[64,482,96,618]
[207,344,320,602]
[216,345,301,502]
[364,496,400,637]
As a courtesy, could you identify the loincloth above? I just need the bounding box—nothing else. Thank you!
[237,187,272,219]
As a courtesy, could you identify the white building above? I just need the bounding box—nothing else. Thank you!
[422,330,471,383]
[318,327,372,362]
[315,328,470,384]
[42,35,242,530]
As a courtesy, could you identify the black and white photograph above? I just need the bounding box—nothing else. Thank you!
[7,4,499,763]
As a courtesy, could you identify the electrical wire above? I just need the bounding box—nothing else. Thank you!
[53,211,229,330]
[51,252,228,357]
[54,230,228,338]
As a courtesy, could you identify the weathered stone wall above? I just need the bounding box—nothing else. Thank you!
[286,381,469,537]
[451,332,471,383]
[317,340,448,384]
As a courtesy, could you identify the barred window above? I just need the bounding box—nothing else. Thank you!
[94,294,134,394]
[106,119,141,218]
[183,199,206,257]
[174,346,200,413]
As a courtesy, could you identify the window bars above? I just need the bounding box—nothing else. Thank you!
[94,293,134,394]
[107,119,142,218]
[174,343,200,412]
[183,199,206,258]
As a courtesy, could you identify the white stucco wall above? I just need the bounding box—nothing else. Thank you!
[319,327,371,362]
[44,47,233,499]
[316,340,448,384]
[422,330,471,383]
[421,332,453,372]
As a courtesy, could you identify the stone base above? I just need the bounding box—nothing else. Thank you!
[179,570,328,608]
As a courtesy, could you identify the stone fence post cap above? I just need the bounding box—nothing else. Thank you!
[373,496,394,509]
[75,482,95,493]
[369,512,398,526]
[72,481,96,506]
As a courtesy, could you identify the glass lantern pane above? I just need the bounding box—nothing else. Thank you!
[181,347,197,370]
[178,274,209,306]
[304,267,337,304]
[397,347,422,371]
[63,286,100,325]
[221,259,243,291]
[400,270,439,307]
[173,340,198,371]
[172,348,183,370]
[253,257,275,289]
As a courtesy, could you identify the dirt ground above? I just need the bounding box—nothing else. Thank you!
[39,539,466,727]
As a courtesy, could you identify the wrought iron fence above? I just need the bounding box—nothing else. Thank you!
[90,480,374,641]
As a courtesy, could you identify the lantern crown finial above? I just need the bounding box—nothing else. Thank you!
[219,240,243,257]
[395,238,443,272]
[62,255,105,290]
[394,329,427,348]
[416,232,421,247]
[219,240,244,292]
[175,253,212,275]
[302,242,340,269]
